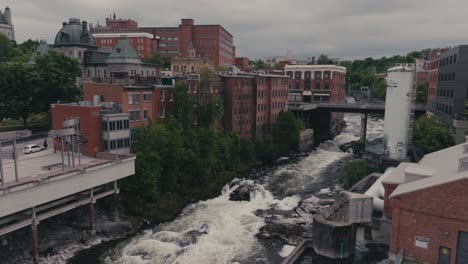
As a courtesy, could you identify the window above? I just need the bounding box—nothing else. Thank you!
[315,83,321,90]
[135,110,141,121]
[129,94,140,104]
[143,93,152,102]
[160,90,165,101]
[454,54,458,63]
[102,121,108,131]
[144,110,149,120]
[324,84,330,90]
[169,91,173,101]
[294,71,302,79]
[315,71,322,79]
[160,106,166,118]
[305,71,311,79]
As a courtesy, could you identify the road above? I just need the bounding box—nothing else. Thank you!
[0,136,53,161]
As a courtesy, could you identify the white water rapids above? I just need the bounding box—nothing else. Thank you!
[104,114,384,264]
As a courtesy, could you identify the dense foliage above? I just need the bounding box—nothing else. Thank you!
[341,160,370,189]
[122,78,303,221]
[339,49,435,100]
[144,53,171,69]
[413,115,454,154]
[0,49,81,126]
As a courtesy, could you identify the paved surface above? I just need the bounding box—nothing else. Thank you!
[0,136,52,161]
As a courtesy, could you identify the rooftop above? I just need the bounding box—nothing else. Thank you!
[385,139,468,197]
[0,149,132,193]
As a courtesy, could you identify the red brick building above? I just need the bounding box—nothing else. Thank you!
[427,49,448,113]
[235,57,251,72]
[140,19,235,67]
[83,81,173,130]
[222,73,290,138]
[382,141,468,263]
[92,32,159,60]
[51,104,104,157]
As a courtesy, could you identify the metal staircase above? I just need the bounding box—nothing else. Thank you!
[407,65,417,147]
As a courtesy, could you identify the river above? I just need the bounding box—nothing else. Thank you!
[71,113,385,264]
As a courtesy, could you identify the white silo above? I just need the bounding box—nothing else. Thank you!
[383,64,415,160]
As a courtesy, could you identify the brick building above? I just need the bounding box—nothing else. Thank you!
[382,140,468,263]
[222,73,289,138]
[140,18,235,67]
[284,65,347,137]
[427,49,448,114]
[51,103,131,157]
[235,57,251,72]
[92,32,159,60]
[83,80,174,131]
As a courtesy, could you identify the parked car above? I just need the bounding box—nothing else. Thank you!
[23,144,45,154]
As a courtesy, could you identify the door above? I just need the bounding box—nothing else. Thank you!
[457,231,468,264]
[439,247,451,264]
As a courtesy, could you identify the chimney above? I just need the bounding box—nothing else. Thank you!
[82,20,88,33]
[4,6,11,25]
[458,154,468,172]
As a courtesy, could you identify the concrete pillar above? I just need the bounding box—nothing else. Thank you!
[31,207,39,264]
[113,181,120,223]
[89,188,96,236]
[360,113,368,142]
[364,225,372,240]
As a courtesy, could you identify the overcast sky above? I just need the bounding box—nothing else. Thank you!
[4,0,468,60]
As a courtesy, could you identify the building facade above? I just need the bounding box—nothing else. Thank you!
[140,18,235,66]
[382,140,468,263]
[171,43,214,77]
[427,49,447,112]
[92,32,159,60]
[428,46,468,143]
[284,65,347,105]
[51,103,131,157]
[82,80,174,131]
[0,6,14,41]
[222,73,289,138]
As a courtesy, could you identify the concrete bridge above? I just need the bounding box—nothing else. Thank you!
[289,102,427,142]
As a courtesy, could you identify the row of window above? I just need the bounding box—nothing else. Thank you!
[129,108,166,121]
[234,106,250,115]
[440,54,457,67]
[438,89,454,98]
[160,36,179,40]
[102,120,130,131]
[439,72,456,81]
[435,103,453,115]
[287,71,332,80]
[273,101,287,110]
[103,138,131,151]
[128,91,172,104]
[294,82,331,90]
[159,50,180,54]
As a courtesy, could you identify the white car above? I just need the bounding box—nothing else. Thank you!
[23,144,45,154]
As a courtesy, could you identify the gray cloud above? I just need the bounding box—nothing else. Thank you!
[5,0,468,60]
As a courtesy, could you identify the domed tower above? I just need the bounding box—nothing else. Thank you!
[0,6,15,41]
[53,18,97,64]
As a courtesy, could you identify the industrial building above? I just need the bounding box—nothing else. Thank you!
[382,138,468,264]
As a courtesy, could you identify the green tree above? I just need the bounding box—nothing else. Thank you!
[0,63,41,126]
[413,115,454,154]
[172,82,194,129]
[0,33,14,62]
[341,160,369,188]
[274,110,303,155]
[416,80,428,104]
[317,54,334,65]
[144,53,162,65]
[34,51,81,112]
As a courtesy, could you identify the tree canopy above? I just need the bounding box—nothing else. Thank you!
[413,115,454,154]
